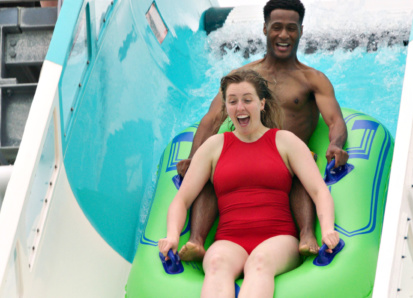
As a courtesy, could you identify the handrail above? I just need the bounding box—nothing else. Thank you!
[0,0,62,16]
[0,0,56,2]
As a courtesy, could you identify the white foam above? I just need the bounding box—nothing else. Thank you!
[208,1,413,57]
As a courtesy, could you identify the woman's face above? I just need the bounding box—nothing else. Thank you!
[225,81,265,133]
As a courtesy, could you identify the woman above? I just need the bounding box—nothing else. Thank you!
[158,70,339,297]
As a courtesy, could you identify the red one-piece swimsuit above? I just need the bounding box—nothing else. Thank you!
[213,128,298,254]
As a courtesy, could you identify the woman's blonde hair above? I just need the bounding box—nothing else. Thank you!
[220,69,283,129]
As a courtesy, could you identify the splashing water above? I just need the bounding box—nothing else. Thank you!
[185,3,413,137]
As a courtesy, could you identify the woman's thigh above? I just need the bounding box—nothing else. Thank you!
[203,240,249,278]
[244,235,300,276]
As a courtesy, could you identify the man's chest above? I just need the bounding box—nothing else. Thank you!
[271,79,313,109]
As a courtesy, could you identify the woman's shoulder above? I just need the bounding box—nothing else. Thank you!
[275,129,296,140]
[275,130,305,151]
[206,133,225,144]
[199,134,225,153]
[192,134,224,164]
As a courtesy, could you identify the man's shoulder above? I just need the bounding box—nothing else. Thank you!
[300,64,328,80]
[232,59,264,72]
[298,64,331,90]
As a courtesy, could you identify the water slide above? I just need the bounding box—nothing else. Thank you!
[0,0,412,297]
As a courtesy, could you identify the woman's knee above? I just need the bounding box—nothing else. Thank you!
[244,251,271,275]
[203,252,230,275]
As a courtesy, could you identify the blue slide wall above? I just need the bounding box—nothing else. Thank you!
[46,0,216,263]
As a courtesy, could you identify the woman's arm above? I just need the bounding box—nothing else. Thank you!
[158,135,223,257]
[277,131,340,251]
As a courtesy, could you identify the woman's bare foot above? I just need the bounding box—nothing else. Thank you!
[178,242,206,261]
[298,231,319,256]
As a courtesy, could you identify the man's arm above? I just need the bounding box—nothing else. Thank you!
[311,71,349,167]
[176,92,224,176]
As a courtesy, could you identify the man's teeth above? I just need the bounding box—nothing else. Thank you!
[277,43,289,47]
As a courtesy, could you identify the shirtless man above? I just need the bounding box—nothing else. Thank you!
[177,0,349,261]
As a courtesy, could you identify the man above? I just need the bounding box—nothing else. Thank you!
[176,0,348,261]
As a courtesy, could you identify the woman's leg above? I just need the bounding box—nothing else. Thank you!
[239,235,300,298]
[202,240,248,298]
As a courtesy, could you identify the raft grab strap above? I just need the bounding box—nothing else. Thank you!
[324,160,354,186]
[172,174,183,190]
[313,238,345,266]
[159,249,184,274]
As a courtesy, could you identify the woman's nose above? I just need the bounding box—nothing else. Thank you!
[236,101,245,111]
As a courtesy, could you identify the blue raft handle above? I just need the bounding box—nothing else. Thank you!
[172,175,183,190]
[313,238,345,266]
[324,160,354,186]
[159,249,184,274]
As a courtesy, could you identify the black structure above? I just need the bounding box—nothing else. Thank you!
[0,4,57,164]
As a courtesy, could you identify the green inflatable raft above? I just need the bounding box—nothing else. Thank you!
[126,107,394,297]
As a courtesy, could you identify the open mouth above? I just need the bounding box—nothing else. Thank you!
[237,115,250,126]
[276,42,290,51]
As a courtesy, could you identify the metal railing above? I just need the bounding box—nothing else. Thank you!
[0,0,62,15]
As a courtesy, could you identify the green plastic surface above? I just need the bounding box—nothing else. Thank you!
[126,108,394,297]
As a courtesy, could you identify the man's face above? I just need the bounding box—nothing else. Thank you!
[263,9,303,60]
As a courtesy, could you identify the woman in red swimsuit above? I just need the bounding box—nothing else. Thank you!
[159,70,339,297]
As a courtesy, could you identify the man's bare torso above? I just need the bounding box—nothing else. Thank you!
[240,59,320,144]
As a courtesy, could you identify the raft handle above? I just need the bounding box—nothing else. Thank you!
[159,249,184,274]
[172,175,183,190]
[313,238,345,266]
[324,161,354,186]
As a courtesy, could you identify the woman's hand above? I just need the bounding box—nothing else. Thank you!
[321,229,340,253]
[158,237,179,260]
